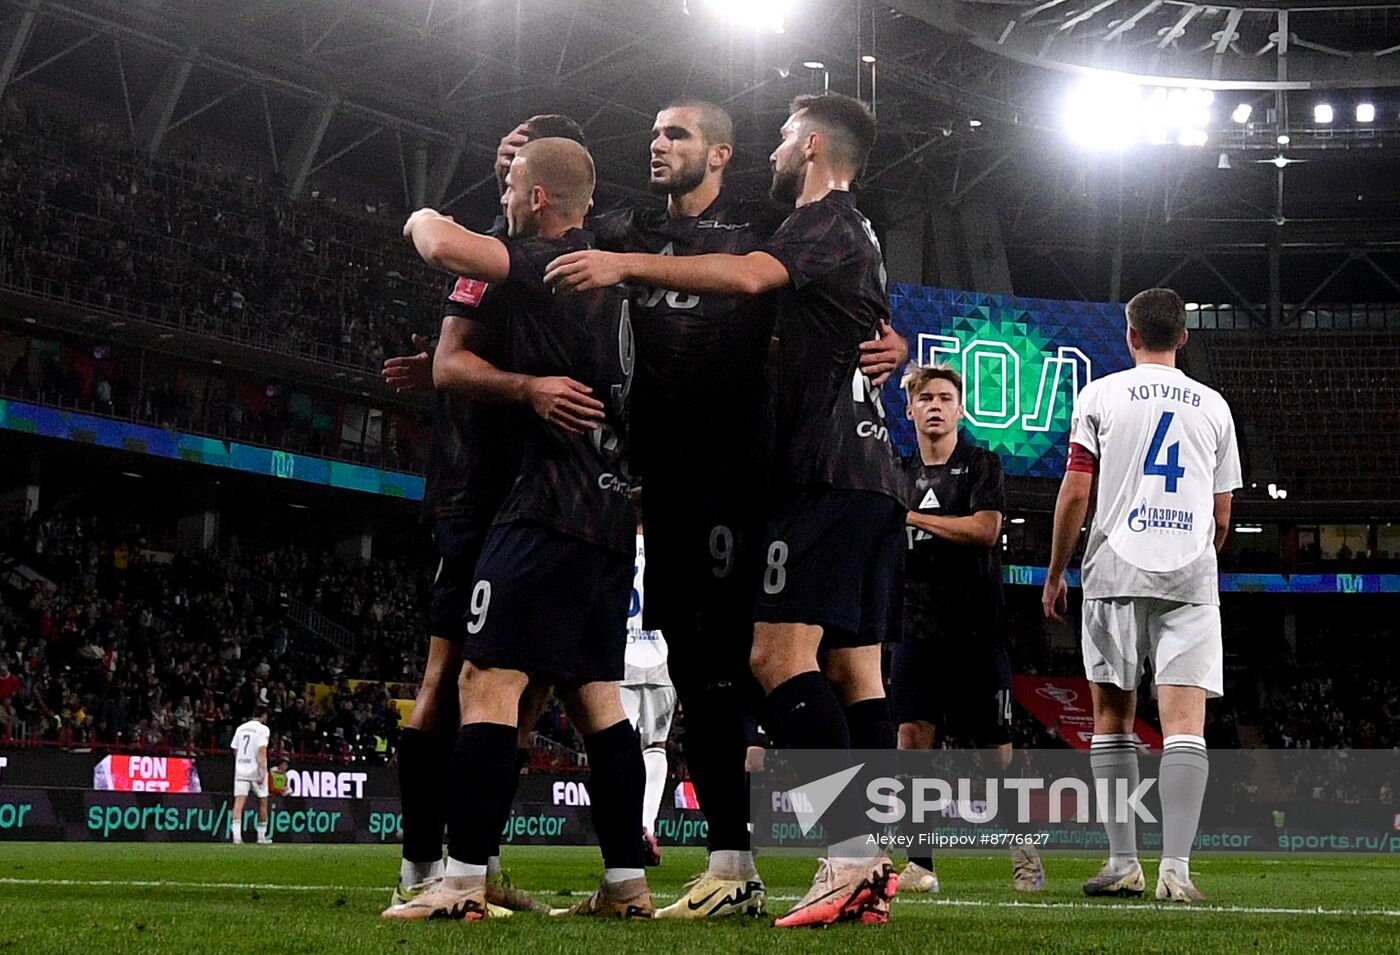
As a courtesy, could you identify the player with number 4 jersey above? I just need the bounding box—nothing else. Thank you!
[1044,287,1241,907]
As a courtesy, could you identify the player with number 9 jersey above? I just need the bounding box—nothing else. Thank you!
[464,229,637,686]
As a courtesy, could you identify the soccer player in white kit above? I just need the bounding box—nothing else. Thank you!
[620,525,676,866]
[1043,288,1241,903]
[230,704,273,845]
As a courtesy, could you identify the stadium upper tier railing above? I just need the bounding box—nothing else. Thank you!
[0,257,384,374]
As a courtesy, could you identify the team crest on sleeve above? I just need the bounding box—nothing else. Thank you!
[449,277,489,307]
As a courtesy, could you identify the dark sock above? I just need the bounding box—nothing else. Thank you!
[582,719,645,869]
[677,679,753,852]
[768,673,874,849]
[480,747,532,861]
[845,697,896,750]
[766,671,851,750]
[910,855,935,869]
[446,722,518,865]
[397,727,454,864]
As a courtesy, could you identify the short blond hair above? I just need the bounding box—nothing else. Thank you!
[515,137,596,220]
[902,363,963,401]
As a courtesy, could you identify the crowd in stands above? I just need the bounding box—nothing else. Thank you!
[0,508,586,766]
[0,96,440,372]
[1261,662,1399,750]
[3,502,1397,771]
[0,511,407,761]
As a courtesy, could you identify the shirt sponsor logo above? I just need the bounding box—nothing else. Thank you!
[449,277,489,307]
[1127,499,1195,533]
[919,488,941,509]
[597,472,632,494]
[695,219,749,231]
[856,421,889,440]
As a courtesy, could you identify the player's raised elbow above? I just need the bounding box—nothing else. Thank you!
[734,252,787,295]
[419,234,461,272]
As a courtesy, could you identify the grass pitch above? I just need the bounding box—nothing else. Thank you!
[1,843,1396,954]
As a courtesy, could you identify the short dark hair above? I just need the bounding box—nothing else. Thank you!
[254,704,270,719]
[903,364,963,401]
[1126,288,1187,351]
[790,93,877,173]
[663,99,735,148]
[524,114,587,147]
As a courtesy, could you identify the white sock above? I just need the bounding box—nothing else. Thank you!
[487,856,501,877]
[1161,856,1190,879]
[603,867,645,884]
[444,858,488,878]
[255,821,268,838]
[708,850,758,879]
[400,858,442,886]
[641,747,667,834]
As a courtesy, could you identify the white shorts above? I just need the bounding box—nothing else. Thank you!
[234,774,268,798]
[1082,597,1223,698]
[620,684,676,746]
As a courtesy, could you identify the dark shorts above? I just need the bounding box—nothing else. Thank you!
[642,480,757,682]
[463,522,631,686]
[427,517,490,640]
[890,638,1013,745]
[751,488,906,648]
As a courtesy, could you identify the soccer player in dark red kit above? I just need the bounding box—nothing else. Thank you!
[379,115,593,915]
[384,137,650,921]
[500,97,906,919]
[546,93,907,927]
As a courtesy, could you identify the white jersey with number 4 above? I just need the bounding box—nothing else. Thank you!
[1071,363,1242,605]
[231,720,270,778]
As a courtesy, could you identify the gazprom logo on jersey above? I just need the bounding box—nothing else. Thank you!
[1127,498,1195,534]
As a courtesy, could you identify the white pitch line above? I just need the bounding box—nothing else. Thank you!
[4,878,1395,917]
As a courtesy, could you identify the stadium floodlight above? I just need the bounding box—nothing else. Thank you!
[1235,525,1264,534]
[969,119,982,127]
[1271,155,1289,168]
[1314,103,1334,124]
[1009,517,1026,525]
[861,54,877,64]
[1357,103,1376,123]
[802,60,825,69]
[1232,103,1252,124]
[1062,78,1212,150]
[1277,134,1290,145]
[699,0,791,33]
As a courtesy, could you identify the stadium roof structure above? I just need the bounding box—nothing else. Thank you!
[7,0,1400,314]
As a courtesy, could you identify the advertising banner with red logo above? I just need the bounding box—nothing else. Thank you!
[1013,675,1162,751]
[93,755,202,793]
